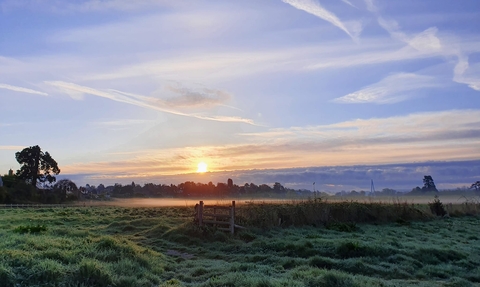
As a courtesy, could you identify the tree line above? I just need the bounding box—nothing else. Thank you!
[0,145,310,203]
[1,145,479,203]
[78,180,308,199]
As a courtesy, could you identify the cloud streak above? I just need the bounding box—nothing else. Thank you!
[1,0,181,13]
[333,73,441,104]
[368,1,479,93]
[0,145,26,150]
[453,60,480,91]
[161,84,232,109]
[377,18,442,54]
[0,83,48,96]
[45,81,256,125]
[282,0,362,40]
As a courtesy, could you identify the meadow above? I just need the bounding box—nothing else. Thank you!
[1,198,480,287]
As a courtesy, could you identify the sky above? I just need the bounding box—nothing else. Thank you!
[1,0,480,192]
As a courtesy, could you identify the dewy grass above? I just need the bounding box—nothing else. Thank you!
[0,203,479,286]
[13,224,47,234]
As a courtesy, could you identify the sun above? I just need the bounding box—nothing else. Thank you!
[197,162,208,173]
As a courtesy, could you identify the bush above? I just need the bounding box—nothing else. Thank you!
[429,195,447,216]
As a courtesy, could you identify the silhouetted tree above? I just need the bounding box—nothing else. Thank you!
[15,145,60,187]
[471,181,480,191]
[97,184,105,193]
[53,179,78,201]
[422,175,438,192]
[273,182,285,193]
[259,184,272,193]
[216,182,229,196]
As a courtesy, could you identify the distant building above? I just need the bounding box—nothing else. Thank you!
[0,176,3,187]
[8,169,13,176]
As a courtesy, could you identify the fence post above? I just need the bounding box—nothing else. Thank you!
[199,201,204,227]
[230,201,235,234]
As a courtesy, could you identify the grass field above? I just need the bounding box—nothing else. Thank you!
[1,200,480,287]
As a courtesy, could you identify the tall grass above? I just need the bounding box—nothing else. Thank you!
[235,198,431,228]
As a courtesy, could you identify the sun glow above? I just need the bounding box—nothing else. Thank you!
[197,162,208,173]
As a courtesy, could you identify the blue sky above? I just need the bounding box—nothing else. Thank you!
[1,0,479,192]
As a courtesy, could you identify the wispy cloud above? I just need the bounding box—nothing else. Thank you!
[363,0,376,12]
[282,0,362,40]
[368,1,479,93]
[251,109,480,143]
[341,0,357,9]
[93,119,153,128]
[0,83,48,96]
[0,145,25,150]
[45,81,256,125]
[377,18,442,54]
[305,43,442,70]
[1,0,181,13]
[333,73,441,104]
[161,84,232,109]
[453,60,480,91]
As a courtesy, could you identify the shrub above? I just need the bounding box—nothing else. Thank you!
[429,195,447,216]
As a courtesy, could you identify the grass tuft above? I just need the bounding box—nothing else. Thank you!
[76,258,113,286]
[13,224,47,234]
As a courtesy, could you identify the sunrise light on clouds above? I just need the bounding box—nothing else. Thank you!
[1,0,480,192]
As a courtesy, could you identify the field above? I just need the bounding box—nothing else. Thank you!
[1,199,480,287]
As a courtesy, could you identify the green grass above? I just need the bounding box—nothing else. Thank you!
[0,202,479,287]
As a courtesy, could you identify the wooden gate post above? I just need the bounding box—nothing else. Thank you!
[229,201,235,234]
[199,201,204,226]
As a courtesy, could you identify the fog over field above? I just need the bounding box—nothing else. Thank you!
[83,195,475,208]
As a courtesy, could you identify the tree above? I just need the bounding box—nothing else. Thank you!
[470,181,480,191]
[15,145,60,187]
[422,175,438,192]
[53,179,78,201]
[273,182,285,193]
